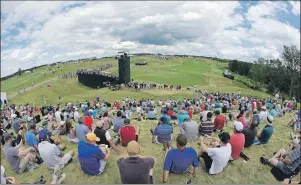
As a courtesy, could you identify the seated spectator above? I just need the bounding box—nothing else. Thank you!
[162,135,199,183]
[159,108,171,125]
[113,111,125,133]
[181,118,198,142]
[198,132,231,175]
[242,119,258,148]
[38,132,74,170]
[152,117,173,150]
[119,119,139,147]
[177,107,190,125]
[213,110,226,132]
[260,138,300,177]
[3,133,39,174]
[78,133,111,176]
[238,110,253,129]
[200,110,209,122]
[229,121,245,160]
[26,125,39,151]
[84,114,93,131]
[147,107,156,120]
[94,120,119,153]
[270,105,278,118]
[66,119,78,144]
[253,115,274,145]
[117,141,155,184]
[258,106,268,124]
[101,112,110,130]
[57,121,67,135]
[199,112,214,136]
[75,117,89,141]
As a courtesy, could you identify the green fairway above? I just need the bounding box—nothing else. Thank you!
[1,55,293,184]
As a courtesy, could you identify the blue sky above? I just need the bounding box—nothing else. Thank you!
[1,1,300,77]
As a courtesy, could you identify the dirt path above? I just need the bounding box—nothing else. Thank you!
[9,77,58,99]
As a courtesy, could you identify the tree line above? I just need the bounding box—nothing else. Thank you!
[228,45,301,102]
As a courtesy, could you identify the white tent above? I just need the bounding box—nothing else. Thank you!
[1,92,8,105]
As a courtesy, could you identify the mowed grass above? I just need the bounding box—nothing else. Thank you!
[1,55,291,184]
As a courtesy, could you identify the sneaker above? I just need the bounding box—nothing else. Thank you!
[260,157,269,165]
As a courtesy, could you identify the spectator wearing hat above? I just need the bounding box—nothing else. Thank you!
[162,134,199,183]
[152,117,173,150]
[78,132,111,175]
[93,120,119,153]
[260,138,300,177]
[75,117,90,141]
[119,119,139,147]
[113,111,125,133]
[25,125,39,152]
[3,133,38,174]
[229,121,245,160]
[198,132,232,175]
[213,110,226,132]
[198,112,215,136]
[38,131,74,170]
[253,115,274,145]
[117,141,155,184]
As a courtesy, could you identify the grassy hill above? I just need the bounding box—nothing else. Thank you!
[1,55,294,184]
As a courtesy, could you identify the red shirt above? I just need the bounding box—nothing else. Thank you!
[119,125,136,146]
[167,110,174,117]
[201,105,205,111]
[238,117,247,129]
[114,103,120,110]
[214,115,226,130]
[288,103,292,108]
[84,116,93,131]
[188,110,193,119]
[229,133,245,160]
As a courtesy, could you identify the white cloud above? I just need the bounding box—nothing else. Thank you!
[1,1,300,77]
[290,1,300,15]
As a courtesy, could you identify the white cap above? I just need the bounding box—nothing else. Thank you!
[60,121,65,126]
[267,115,274,124]
[12,114,17,118]
[233,121,244,132]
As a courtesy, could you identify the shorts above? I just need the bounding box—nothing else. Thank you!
[276,161,285,171]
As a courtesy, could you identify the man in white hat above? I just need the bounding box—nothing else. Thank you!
[229,121,245,160]
[253,115,274,145]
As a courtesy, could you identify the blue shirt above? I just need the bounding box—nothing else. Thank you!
[78,140,106,175]
[153,124,173,144]
[75,124,89,141]
[164,147,199,174]
[93,109,98,118]
[159,114,171,124]
[270,109,277,117]
[259,125,274,144]
[113,117,125,133]
[148,111,156,119]
[177,112,189,125]
[26,131,38,148]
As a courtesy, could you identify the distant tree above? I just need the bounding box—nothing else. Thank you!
[18,68,22,76]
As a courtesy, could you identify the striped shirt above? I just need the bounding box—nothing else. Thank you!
[199,119,215,136]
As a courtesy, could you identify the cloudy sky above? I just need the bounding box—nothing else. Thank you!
[1,1,300,77]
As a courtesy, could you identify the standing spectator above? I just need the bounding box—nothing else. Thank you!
[161,134,199,183]
[199,112,215,136]
[229,121,245,160]
[78,133,111,175]
[117,141,155,184]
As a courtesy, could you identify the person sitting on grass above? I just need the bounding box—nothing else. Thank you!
[151,117,173,150]
[260,138,300,177]
[93,120,119,153]
[162,134,199,183]
[119,118,139,147]
[38,131,75,170]
[159,108,171,125]
[117,141,155,184]
[198,112,215,136]
[3,133,40,174]
[78,132,111,176]
[242,119,258,148]
[213,110,226,132]
[197,132,231,175]
[180,118,198,142]
[229,121,245,160]
[147,107,157,120]
[75,117,90,141]
[25,124,39,152]
[177,107,190,126]
[253,115,274,145]
[113,111,125,133]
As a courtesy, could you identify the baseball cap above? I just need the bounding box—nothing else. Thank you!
[96,120,104,128]
[233,121,243,132]
[127,141,141,155]
[218,132,230,143]
[39,130,48,141]
[176,134,188,146]
[86,132,100,142]
[4,133,13,142]
[124,118,130,125]
[267,115,274,124]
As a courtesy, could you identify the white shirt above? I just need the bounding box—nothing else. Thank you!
[258,111,268,122]
[207,143,232,175]
[136,107,142,113]
[38,141,61,169]
[200,111,209,121]
[74,111,80,122]
[55,111,62,122]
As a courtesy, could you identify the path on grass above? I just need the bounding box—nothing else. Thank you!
[9,77,58,99]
